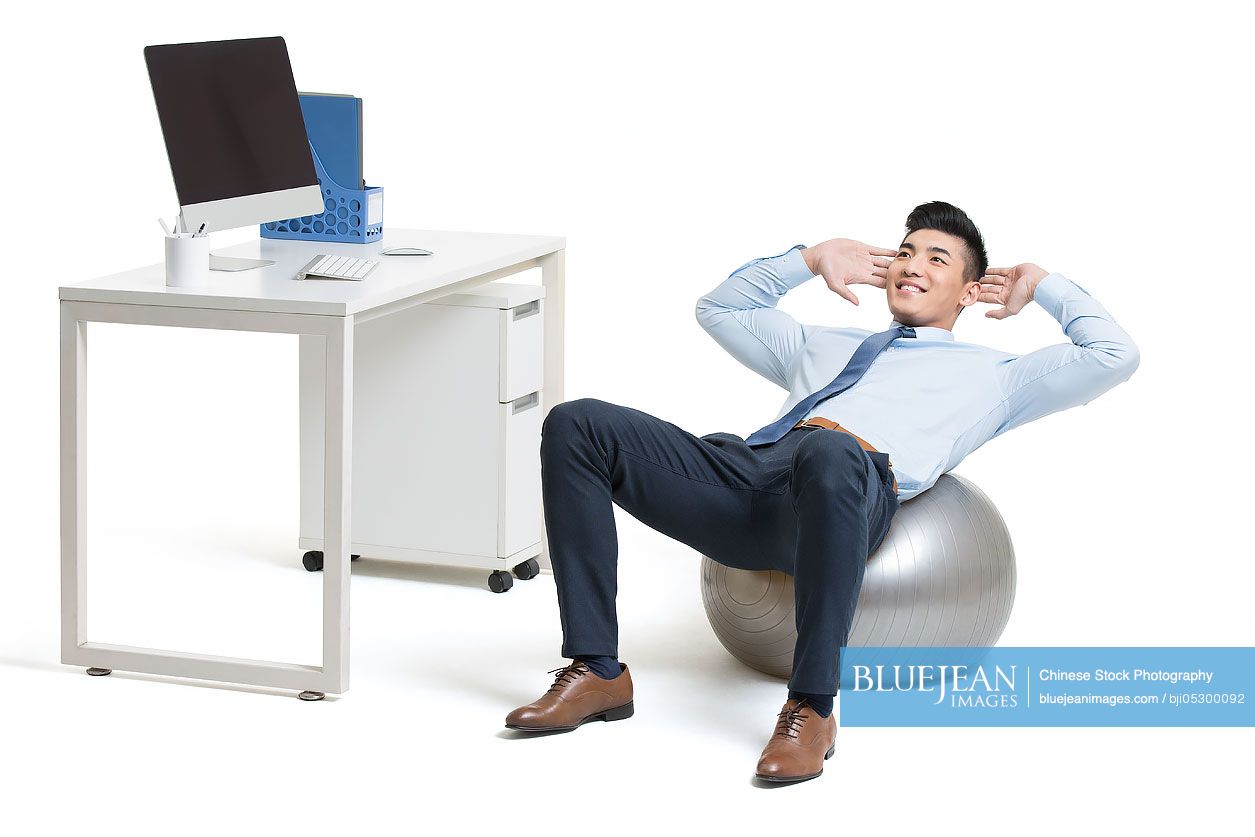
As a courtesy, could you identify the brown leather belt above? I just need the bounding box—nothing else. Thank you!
[792,416,898,495]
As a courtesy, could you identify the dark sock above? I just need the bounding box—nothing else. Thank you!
[574,654,621,680]
[788,689,833,718]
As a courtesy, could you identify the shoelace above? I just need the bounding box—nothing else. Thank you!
[545,661,590,693]
[773,698,814,740]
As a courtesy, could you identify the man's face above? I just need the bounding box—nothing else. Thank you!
[886,229,981,329]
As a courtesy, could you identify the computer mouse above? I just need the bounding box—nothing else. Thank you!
[382,247,433,256]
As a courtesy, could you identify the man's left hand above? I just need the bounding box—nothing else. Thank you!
[979,263,1050,320]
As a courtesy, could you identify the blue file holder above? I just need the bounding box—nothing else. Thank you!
[261,142,383,244]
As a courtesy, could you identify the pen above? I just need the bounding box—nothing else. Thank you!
[195,222,206,237]
[158,217,172,236]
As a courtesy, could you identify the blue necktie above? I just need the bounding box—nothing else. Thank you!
[745,325,917,447]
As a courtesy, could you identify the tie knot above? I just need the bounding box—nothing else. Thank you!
[898,325,917,338]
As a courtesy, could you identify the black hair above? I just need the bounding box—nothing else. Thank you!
[903,201,988,315]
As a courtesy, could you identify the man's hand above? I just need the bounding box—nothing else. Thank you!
[980,263,1050,320]
[800,238,897,306]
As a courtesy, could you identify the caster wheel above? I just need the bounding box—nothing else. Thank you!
[86,667,112,677]
[512,557,541,580]
[488,570,514,593]
[302,551,361,572]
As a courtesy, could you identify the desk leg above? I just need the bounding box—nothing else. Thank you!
[59,303,87,662]
[317,317,354,697]
[540,248,565,410]
[538,248,565,573]
[60,300,352,697]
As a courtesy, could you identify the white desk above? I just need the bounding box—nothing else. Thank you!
[59,229,565,698]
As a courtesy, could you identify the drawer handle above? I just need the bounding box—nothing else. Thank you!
[512,300,540,320]
[511,391,540,413]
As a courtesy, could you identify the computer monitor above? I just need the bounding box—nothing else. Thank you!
[144,36,325,244]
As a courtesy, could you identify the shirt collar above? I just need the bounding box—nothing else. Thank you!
[890,319,955,342]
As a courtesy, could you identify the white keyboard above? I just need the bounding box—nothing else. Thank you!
[295,254,380,281]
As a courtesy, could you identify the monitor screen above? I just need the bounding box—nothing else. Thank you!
[144,37,317,207]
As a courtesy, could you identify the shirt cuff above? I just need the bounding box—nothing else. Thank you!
[1031,272,1091,317]
[772,243,815,290]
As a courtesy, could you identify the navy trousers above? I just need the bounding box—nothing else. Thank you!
[539,397,900,695]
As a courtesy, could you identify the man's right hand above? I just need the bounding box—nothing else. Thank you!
[800,238,897,306]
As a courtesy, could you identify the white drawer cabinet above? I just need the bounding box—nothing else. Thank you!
[299,281,545,592]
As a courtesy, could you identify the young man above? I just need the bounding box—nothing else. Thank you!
[504,201,1140,784]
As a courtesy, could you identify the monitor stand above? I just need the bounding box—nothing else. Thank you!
[210,255,275,272]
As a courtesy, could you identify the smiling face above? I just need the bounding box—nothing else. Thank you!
[887,229,983,330]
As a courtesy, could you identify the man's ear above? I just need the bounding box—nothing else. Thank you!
[954,280,975,307]
[954,280,981,317]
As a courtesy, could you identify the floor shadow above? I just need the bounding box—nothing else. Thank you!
[0,656,66,675]
[346,557,501,589]
[0,655,334,701]
[69,667,334,701]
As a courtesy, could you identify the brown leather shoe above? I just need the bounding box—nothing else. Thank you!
[755,697,837,783]
[504,660,634,732]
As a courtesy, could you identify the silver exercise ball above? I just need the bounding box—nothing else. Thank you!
[700,473,1016,678]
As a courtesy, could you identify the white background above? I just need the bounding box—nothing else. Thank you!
[4,0,1251,831]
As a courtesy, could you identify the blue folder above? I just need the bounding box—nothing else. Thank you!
[298,92,363,190]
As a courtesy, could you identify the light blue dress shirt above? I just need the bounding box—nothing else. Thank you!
[695,244,1140,500]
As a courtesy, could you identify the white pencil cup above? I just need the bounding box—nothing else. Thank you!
[164,234,210,288]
